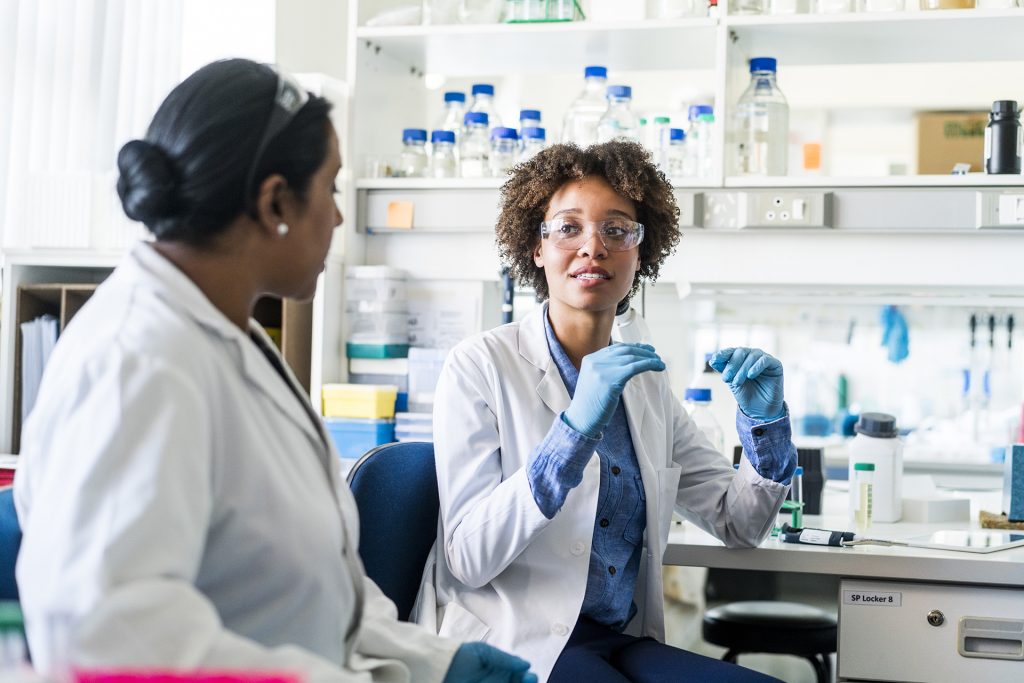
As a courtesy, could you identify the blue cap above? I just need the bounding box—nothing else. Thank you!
[431,130,455,144]
[490,126,519,140]
[688,104,713,120]
[402,128,427,142]
[471,83,494,96]
[794,466,804,476]
[606,85,632,99]
[669,128,685,141]
[684,387,711,402]
[444,91,466,103]
[521,126,546,140]
[519,109,541,121]
[584,65,607,79]
[750,57,777,73]
[464,111,489,125]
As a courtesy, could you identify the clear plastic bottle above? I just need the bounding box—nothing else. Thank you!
[521,126,547,160]
[519,108,542,132]
[733,0,766,12]
[561,65,608,146]
[684,387,726,458]
[489,126,519,176]
[436,91,467,142]
[399,128,428,178]
[468,83,502,131]
[460,111,490,178]
[687,105,714,179]
[597,85,641,144]
[734,56,789,176]
[666,128,687,180]
[429,130,458,178]
[650,116,672,169]
[851,462,875,535]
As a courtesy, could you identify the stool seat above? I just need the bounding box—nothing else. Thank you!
[703,601,837,683]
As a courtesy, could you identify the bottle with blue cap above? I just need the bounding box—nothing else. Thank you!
[687,104,714,178]
[436,92,467,141]
[520,126,547,160]
[468,83,502,131]
[460,112,491,178]
[597,85,640,144]
[519,109,542,131]
[734,56,789,176]
[399,128,428,178]
[684,387,725,458]
[489,127,520,177]
[429,130,458,178]
[666,128,687,179]
[562,65,608,146]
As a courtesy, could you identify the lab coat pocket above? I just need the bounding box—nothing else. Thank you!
[656,467,682,544]
[623,475,647,546]
[438,601,492,641]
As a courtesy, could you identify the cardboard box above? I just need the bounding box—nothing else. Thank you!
[916,111,988,174]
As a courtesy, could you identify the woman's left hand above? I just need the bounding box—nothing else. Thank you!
[709,347,785,422]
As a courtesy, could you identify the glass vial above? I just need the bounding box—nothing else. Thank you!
[429,130,458,178]
[790,465,804,529]
[851,462,875,535]
[399,129,428,178]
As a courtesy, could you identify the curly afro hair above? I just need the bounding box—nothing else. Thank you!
[495,140,681,303]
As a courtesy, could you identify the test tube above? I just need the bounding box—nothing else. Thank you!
[852,462,875,535]
[790,465,804,528]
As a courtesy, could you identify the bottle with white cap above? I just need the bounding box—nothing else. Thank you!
[847,412,903,523]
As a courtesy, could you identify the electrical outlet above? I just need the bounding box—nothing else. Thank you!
[976,192,1024,229]
[737,191,833,229]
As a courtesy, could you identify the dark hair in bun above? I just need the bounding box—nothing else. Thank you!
[117,140,180,225]
[116,58,333,245]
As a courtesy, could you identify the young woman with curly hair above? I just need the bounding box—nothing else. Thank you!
[415,141,796,683]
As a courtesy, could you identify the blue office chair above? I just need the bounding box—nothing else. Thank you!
[0,487,22,601]
[346,442,438,622]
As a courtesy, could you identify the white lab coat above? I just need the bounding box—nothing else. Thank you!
[15,243,458,683]
[413,305,788,683]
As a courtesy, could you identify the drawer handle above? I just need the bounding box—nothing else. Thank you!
[958,617,1024,661]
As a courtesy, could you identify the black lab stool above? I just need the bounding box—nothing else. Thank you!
[702,601,837,683]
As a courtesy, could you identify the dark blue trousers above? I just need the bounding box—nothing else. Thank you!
[548,616,783,683]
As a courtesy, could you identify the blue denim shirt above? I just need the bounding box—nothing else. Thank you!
[526,306,797,629]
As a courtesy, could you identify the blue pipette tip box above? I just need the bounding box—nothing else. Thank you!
[1004,444,1024,522]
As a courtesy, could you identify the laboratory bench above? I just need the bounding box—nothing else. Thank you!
[666,485,1024,682]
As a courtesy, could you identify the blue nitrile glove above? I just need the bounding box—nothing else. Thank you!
[880,305,909,364]
[563,343,666,439]
[710,347,785,422]
[443,642,539,683]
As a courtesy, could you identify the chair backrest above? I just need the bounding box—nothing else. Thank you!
[346,442,438,621]
[0,487,22,601]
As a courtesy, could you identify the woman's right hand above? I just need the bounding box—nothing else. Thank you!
[563,343,665,439]
[443,642,538,683]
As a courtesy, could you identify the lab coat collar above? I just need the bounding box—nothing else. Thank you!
[517,303,647,436]
[125,242,330,465]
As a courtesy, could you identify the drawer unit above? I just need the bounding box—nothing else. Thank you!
[839,579,1024,682]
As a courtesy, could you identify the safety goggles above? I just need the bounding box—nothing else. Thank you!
[244,67,311,194]
[539,217,645,252]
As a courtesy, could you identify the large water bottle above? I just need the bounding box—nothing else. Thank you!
[489,126,519,177]
[399,128,428,178]
[460,111,490,178]
[436,91,467,142]
[597,85,640,144]
[468,83,502,131]
[687,104,714,178]
[734,57,789,176]
[684,387,726,458]
[561,65,608,146]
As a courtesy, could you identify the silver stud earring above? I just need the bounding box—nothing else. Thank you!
[276,222,289,236]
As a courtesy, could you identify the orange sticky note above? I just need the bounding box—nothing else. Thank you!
[386,201,414,229]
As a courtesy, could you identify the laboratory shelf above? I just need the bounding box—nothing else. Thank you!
[724,175,1024,188]
[356,177,722,190]
[724,9,1024,65]
[353,18,718,75]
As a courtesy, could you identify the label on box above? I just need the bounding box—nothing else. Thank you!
[843,589,902,607]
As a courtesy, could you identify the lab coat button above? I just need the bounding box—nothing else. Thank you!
[552,623,569,637]
[571,541,586,555]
